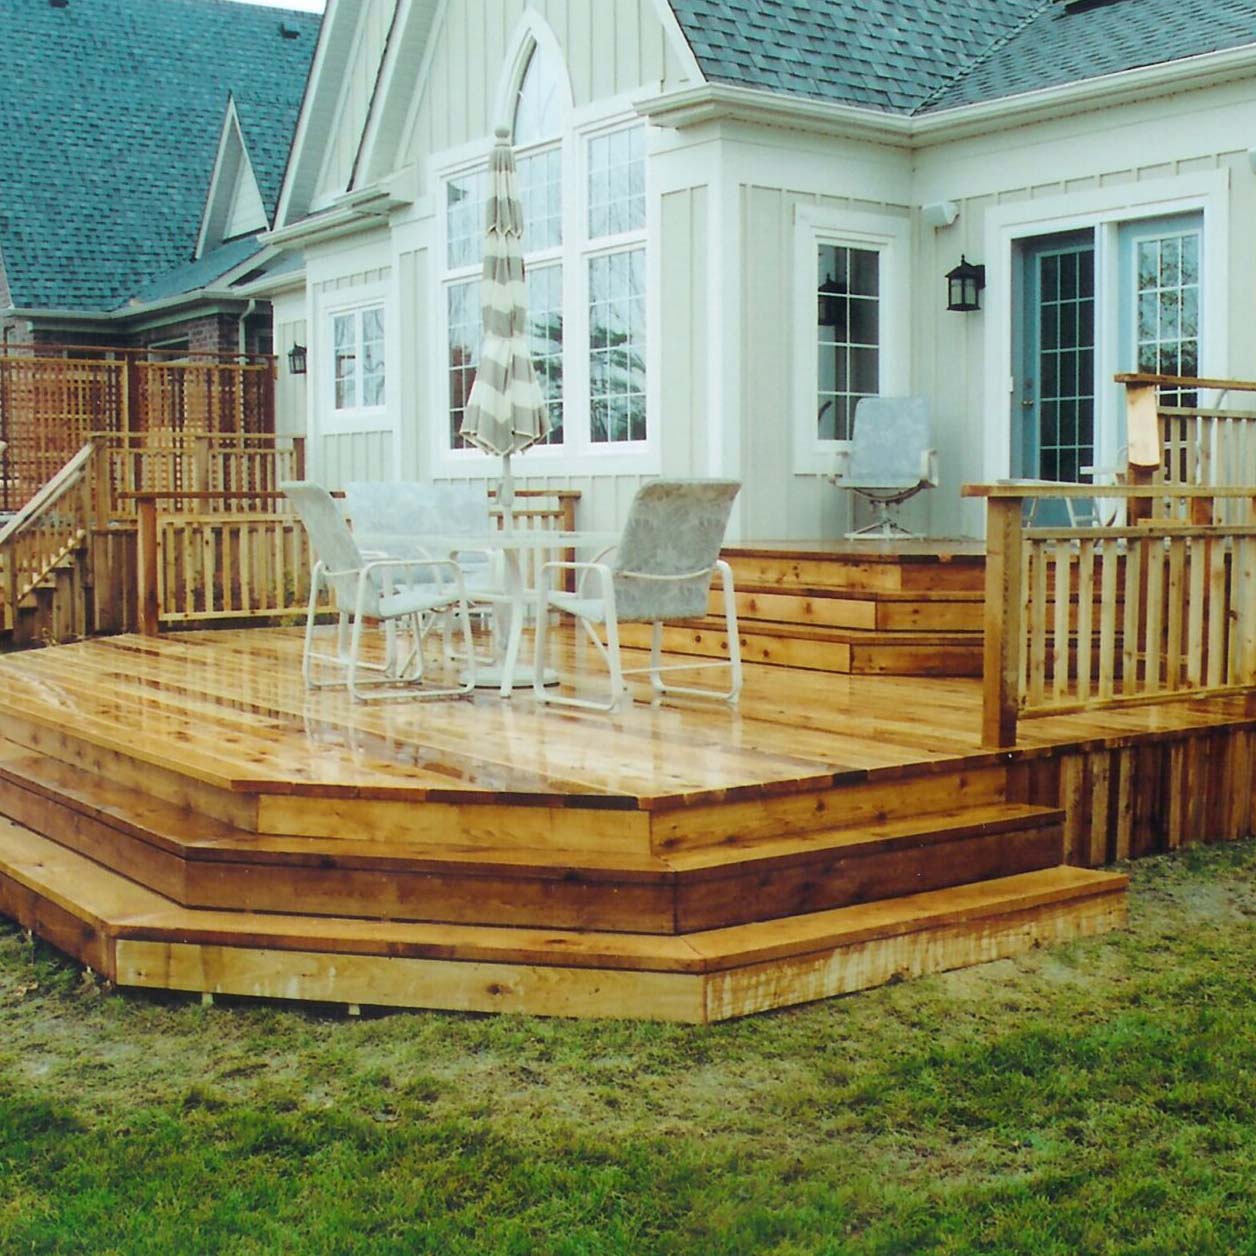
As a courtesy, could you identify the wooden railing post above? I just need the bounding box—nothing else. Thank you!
[292,435,307,482]
[983,495,1025,748]
[136,494,160,637]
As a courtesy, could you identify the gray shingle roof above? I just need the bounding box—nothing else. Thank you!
[922,0,1256,112]
[667,0,1048,114]
[129,236,266,305]
[667,0,1256,116]
[0,0,319,313]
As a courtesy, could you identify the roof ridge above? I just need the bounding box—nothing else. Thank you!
[912,0,1057,115]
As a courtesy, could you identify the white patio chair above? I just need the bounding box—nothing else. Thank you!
[344,481,506,664]
[283,481,476,702]
[533,479,742,711]
[832,396,938,539]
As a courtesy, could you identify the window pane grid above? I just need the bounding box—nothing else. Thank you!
[816,244,879,441]
[333,313,357,411]
[447,169,488,269]
[1136,232,1201,408]
[528,264,564,445]
[1037,248,1095,483]
[588,126,645,240]
[447,281,480,448]
[519,147,562,252]
[589,249,646,443]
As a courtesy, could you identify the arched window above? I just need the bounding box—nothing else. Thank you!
[512,44,563,147]
[442,28,648,458]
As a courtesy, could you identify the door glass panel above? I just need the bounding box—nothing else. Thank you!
[1133,226,1201,407]
[1036,244,1095,483]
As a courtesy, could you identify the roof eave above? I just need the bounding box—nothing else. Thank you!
[637,41,1256,148]
[635,82,913,145]
[915,38,1256,140]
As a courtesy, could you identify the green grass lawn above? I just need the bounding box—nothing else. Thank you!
[1,841,1255,1256]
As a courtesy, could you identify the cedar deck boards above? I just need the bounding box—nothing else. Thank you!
[8,564,1254,1017]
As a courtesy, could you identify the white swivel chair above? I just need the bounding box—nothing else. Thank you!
[833,396,938,539]
[533,479,742,711]
[283,481,476,702]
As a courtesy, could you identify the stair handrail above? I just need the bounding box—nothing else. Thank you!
[0,442,98,549]
[1,442,99,629]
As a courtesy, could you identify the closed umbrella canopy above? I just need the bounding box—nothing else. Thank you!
[460,125,550,521]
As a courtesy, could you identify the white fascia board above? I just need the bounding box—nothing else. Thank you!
[356,0,441,187]
[274,0,367,230]
[265,172,414,249]
[196,99,244,259]
[637,83,912,147]
[639,43,1256,150]
[644,0,706,86]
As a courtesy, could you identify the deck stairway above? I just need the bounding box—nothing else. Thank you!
[619,543,987,677]
[0,713,1127,1022]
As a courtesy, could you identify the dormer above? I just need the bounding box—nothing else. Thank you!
[196,96,269,258]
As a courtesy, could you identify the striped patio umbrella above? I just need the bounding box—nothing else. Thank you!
[460,125,550,526]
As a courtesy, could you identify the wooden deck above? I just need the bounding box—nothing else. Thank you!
[3,539,1253,1021]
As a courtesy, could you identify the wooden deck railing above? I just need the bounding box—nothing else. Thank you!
[965,482,1256,747]
[95,431,306,515]
[1118,375,1256,517]
[127,487,582,636]
[0,344,276,513]
[0,443,99,637]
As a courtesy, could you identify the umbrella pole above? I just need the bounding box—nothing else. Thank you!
[500,451,515,532]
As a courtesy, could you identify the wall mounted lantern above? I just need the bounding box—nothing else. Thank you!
[946,256,986,312]
[287,343,308,375]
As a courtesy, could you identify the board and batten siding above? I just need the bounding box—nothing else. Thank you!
[738,185,914,541]
[271,290,308,440]
[401,0,692,190]
[315,0,400,206]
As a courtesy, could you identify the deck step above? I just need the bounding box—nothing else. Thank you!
[716,586,984,634]
[0,816,1129,1022]
[0,747,1064,933]
[620,618,983,676]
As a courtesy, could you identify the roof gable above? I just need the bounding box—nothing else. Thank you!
[0,0,319,313]
[196,98,270,258]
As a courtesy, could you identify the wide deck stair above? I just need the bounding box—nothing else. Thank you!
[0,703,1126,1021]
[620,543,987,677]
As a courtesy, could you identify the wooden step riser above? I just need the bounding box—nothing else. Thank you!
[0,713,261,831]
[724,554,985,595]
[620,622,982,677]
[0,773,1062,934]
[712,589,984,634]
[0,869,1125,1023]
[651,765,1010,853]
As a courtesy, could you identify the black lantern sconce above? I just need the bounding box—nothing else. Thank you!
[818,273,845,328]
[946,256,986,312]
[287,343,308,375]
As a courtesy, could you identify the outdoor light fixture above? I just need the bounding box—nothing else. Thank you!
[818,273,845,327]
[287,343,308,375]
[946,256,986,312]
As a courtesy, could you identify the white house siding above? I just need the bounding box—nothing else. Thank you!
[400,0,691,194]
[271,289,308,440]
[314,0,400,207]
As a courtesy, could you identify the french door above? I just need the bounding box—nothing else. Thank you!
[1016,231,1097,485]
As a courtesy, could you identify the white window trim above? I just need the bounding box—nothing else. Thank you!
[430,108,659,479]
[792,205,911,475]
[980,170,1230,486]
[317,282,392,435]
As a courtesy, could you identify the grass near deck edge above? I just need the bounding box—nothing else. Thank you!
[0,840,1254,1255]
